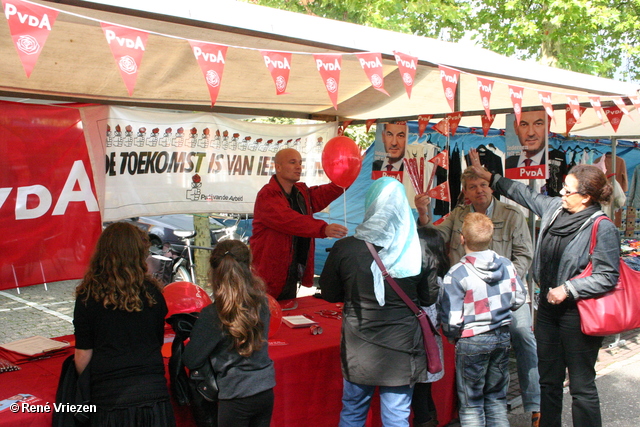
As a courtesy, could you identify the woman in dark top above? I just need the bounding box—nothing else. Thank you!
[470,150,620,427]
[183,240,275,427]
[73,222,175,426]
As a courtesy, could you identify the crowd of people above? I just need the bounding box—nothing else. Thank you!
[72,144,620,427]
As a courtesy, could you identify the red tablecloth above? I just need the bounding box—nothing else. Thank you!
[0,296,456,426]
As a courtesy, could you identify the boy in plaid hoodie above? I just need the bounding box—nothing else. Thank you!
[438,212,526,427]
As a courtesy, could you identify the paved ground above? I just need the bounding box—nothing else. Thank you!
[2,281,640,426]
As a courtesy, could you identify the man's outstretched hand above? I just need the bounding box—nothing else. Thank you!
[325,223,348,239]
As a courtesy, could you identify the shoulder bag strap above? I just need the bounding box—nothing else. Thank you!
[365,242,421,315]
[587,216,609,255]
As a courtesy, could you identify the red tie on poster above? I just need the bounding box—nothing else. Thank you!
[538,91,555,122]
[612,97,631,117]
[509,85,525,125]
[355,52,389,96]
[418,114,433,138]
[427,181,451,202]
[101,23,148,96]
[313,53,342,110]
[439,66,460,112]
[393,51,418,99]
[477,77,494,118]
[260,50,292,95]
[433,112,463,137]
[481,114,496,137]
[3,0,58,78]
[589,96,606,125]
[0,102,102,290]
[566,105,587,134]
[603,105,624,133]
[566,95,582,123]
[189,41,228,107]
[365,119,376,133]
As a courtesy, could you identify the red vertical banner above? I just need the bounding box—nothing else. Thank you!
[260,50,292,95]
[439,65,460,112]
[355,52,389,96]
[538,91,555,122]
[612,97,631,117]
[313,53,342,110]
[566,105,587,134]
[481,114,496,137]
[566,95,582,123]
[188,41,227,107]
[603,105,624,132]
[509,85,525,125]
[589,96,606,125]
[101,23,148,96]
[393,51,418,99]
[365,119,376,133]
[2,0,58,77]
[477,77,494,118]
[417,114,433,138]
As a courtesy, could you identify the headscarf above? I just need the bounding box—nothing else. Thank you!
[354,177,421,305]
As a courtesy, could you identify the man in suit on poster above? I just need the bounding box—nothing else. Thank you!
[505,110,548,169]
[372,123,406,172]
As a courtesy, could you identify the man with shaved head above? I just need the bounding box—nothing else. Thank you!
[251,148,348,300]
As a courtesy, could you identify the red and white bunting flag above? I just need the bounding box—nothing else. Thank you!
[433,112,463,137]
[566,105,587,135]
[3,0,58,77]
[566,95,582,123]
[392,51,418,99]
[603,105,625,133]
[260,51,292,95]
[188,41,227,107]
[101,23,148,96]
[589,96,606,125]
[538,91,555,122]
[355,52,389,96]
[477,77,494,118]
[417,114,433,138]
[341,120,353,132]
[428,150,449,170]
[612,97,631,117]
[481,114,496,137]
[439,65,460,112]
[630,96,640,117]
[365,119,376,133]
[313,53,342,110]
[509,85,525,125]
[427,181,451,202]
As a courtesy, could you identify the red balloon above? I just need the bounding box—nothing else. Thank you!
[321,136,362,188]
[267,293,282,338]
[163,281,212,318]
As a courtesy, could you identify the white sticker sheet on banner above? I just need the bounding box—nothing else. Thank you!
[82,106,337,220]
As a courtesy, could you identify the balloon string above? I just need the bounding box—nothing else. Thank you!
[343,187,347,231]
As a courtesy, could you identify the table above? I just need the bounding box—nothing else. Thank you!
[0,296,456,426]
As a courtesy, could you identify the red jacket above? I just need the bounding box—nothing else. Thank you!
[251,175,343,299]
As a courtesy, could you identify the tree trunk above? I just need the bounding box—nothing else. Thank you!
[193,214,211,292]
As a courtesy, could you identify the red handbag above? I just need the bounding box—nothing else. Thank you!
[573,216,640,336]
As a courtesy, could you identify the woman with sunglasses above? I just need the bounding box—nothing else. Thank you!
[470,149,619,427]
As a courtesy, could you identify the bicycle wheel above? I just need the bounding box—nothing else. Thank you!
[173,265,191,283]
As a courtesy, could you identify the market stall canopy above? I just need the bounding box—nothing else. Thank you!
[1,0,639,136]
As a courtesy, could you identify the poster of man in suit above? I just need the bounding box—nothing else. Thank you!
[505,110,549,180]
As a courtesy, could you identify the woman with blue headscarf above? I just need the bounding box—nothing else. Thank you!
[320,177,440,427]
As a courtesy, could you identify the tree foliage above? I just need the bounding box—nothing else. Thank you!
[245,0,640,82]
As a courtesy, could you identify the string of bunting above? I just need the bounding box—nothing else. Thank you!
[3,0,639,133]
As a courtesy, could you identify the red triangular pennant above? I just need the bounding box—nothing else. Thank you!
[603,105,625,132]
[481,114,496,137]
[566,105,587,135]
[427,181,450,202]
[365,119,376,133]
[432,112,462,137]
[439,66,460,112]
[428,150,449,170]
[188,41,227,107]
[355,52,389,96]
[260,51,292,95]
[589,96,606,125]
[393,51,418,99]
[342,120,353,132]
[509,85,525,125]
[101,23,148,96]
[3,0,59,77]
[566,95,582,123]
[538,91,555,122]
[313,53,342,110]
[612,97,631,117]
[630,96,640,117]
[418,114,433,138]
[477,77,494,118]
